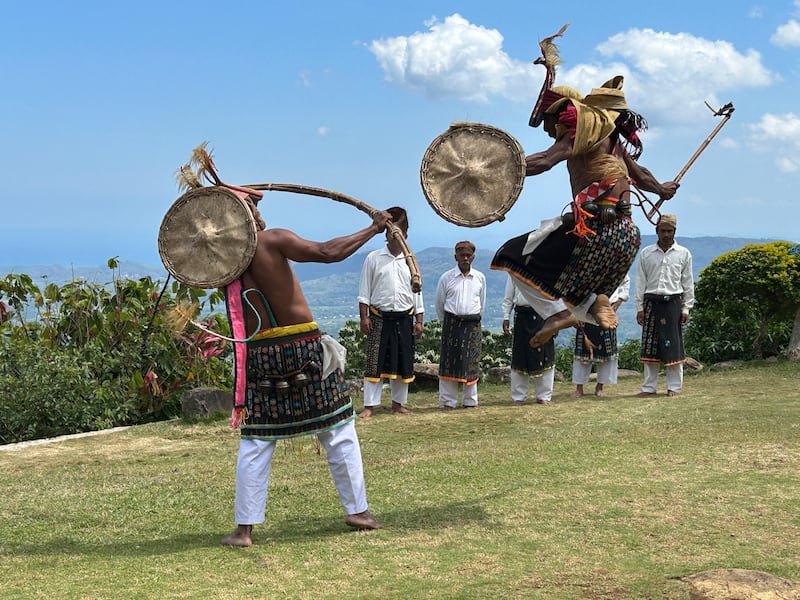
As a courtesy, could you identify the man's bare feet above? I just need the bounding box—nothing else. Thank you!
[594,383,604,397]
[358,407,374,419]
[635,391,656,397]
[512,400,525,406]
[391,402,411,414]
[589,294,618,329]
[530,310,579,348]
[574,384,584,398]
[345,510,383,530]
[667,390,680,397]
[221,524,253,547]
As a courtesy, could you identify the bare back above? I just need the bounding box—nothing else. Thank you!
[240,229,314,333]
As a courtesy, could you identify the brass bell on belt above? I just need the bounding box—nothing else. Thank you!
[257,380,274,393]
[291,372,310,388]
[274,379,291,394]
[561,213,575,229]
[599,206,617,224]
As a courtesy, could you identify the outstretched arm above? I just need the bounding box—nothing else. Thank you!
[525,133,573,176]
[623,152,679,200]
[269,211,390,264]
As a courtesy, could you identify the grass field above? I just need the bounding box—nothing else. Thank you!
[1,360,798,599]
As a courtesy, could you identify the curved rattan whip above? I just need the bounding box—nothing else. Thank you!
[244,182,422,293]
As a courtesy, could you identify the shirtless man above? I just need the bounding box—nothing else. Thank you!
[220,194,390,547]
[492,81,678,347]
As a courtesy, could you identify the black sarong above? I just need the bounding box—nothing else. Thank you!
[511,306,554,376]
[640,294,685,366]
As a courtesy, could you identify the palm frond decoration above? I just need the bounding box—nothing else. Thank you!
[175,163,203,193]
[163,301,199,335]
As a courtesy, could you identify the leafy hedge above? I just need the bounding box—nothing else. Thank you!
[0,259,232,444]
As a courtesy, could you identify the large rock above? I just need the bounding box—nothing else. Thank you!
[411,363,440,391]
[181,387,232,419]
[682,569,800,599]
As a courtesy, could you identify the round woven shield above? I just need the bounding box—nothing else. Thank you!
[158,186,257,288]
[420,122,526,227]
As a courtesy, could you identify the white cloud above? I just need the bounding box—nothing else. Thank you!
[369,17,777,129]
[317,126,330,136]
[771,19,800,46]
[581,29,776,124]
[368,13,536,103]
[747,112,800,172]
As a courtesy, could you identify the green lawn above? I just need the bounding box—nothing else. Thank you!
[1,361,798,599]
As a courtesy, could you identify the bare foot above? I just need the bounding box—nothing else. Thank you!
[594,383,604,397]
[391,402,411,414]
[635,391,656,397]
[667,390,680,397]
[512,400,525,406]
[358,407,374,419]
[574,385,584,398]
[530,311,579,348]
[221,525,252,547]
[589,295,618,329]
[345,510,383,530]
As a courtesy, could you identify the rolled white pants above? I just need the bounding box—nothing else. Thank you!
[572,359,619,385]
[439,379,478,408]
[233,420,367,525]
[363,379,409,407]
[510,369,555,402]
[641,362,683,394]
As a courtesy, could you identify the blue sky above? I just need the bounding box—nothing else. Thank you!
[2,0,799,268]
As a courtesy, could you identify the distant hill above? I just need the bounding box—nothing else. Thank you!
[1,235,784,343]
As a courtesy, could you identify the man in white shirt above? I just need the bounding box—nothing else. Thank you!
[501,275,557,405]
[357,207,424,418]
[634,214,695,396]
[572,274,630,397]
[435,241,487,409]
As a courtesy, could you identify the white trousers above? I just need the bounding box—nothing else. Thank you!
[232,420,367,525]
[362,379,409,407]
[641,362,683,394]
[510,369,555,402]
[512,279,596,324]
[571,359,619,385]
[439,379,478,408]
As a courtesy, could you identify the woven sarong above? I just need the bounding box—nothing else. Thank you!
[491,215,640,307]
[438,312,482,384]
[511,306,554,376]
[640,294,685,366]
[574,324,618,363]
[363,307,415,382]
[242,327,354,440]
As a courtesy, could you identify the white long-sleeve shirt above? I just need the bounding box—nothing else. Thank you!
[501,276,531,320]
[610,273,630,304]
[435,266,486,321]
[357,246,424,313]
[634,242,695,314]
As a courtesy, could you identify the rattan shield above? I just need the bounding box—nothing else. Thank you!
[158,186,257,288]
[420,122,526,227]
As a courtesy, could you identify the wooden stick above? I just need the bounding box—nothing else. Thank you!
[244,182,423,293]
[646,102,735,221]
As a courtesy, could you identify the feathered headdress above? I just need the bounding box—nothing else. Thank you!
[529,23,570,128]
